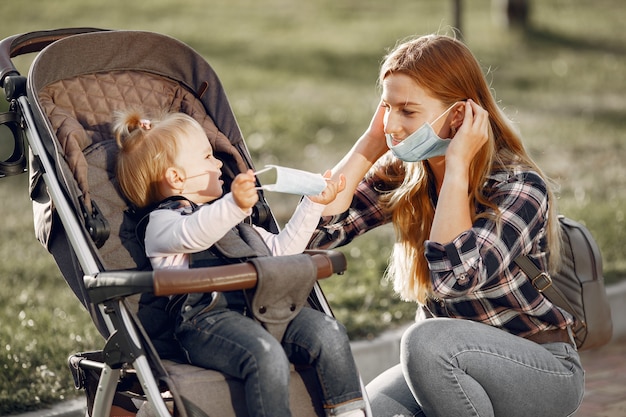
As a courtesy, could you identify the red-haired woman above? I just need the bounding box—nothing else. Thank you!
[311,34,584,417]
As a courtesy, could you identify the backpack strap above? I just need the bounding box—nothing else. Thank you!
[514,256,585,335]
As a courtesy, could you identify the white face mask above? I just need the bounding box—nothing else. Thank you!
[255,165,327,196]
[385,102,458,162]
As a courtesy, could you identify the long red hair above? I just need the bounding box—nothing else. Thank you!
[376,34,561,303]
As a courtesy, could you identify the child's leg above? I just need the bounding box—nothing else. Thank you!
[282,307,366,416]
[176,306,292,417]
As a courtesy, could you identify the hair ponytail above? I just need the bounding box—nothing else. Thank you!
[114,110,151,150]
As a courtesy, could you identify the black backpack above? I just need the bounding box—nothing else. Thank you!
[516,216,613,350]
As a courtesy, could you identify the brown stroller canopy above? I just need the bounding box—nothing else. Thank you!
[28,30,253,271]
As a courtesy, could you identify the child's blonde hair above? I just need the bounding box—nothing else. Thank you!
[114,110,203,208]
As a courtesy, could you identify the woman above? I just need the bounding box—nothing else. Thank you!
[310,34,584,416]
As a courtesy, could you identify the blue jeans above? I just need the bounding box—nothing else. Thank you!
[175,292,364,417]
[366,318,584,417]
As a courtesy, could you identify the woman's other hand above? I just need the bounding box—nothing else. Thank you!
[446,99,490,173]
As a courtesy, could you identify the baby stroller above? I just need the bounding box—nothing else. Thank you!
[0,28,369,417]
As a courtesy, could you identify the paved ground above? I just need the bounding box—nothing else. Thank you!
[574,335,626,417]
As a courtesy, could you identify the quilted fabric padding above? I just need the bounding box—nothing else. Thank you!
[37,70,247,270]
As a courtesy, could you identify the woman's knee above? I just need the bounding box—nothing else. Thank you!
[399,319,467,379]
[367,365,423,417]
[400,320,445,358]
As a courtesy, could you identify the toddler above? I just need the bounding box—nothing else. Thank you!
[114,110,365,417]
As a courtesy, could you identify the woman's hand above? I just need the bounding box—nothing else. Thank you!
[231,169,259,211]
[362,101,390,162]
[321,102,388,216]
[308,170,346,205]
[445,99,489,173]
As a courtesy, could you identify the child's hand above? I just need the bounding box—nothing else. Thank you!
[308,171,346,205]
[231,169,259,211]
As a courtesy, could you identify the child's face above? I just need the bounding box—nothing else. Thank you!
[175,125,224,204]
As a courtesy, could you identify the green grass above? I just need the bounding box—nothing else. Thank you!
[1,0,625,413]
[0,174,102,412]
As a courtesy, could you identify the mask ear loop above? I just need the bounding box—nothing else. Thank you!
[253,166,274,190]
[429,101,467,138]
[253,166,273,176]
[429,101,461,126]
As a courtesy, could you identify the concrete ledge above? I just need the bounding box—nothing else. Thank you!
[350,324,408,384]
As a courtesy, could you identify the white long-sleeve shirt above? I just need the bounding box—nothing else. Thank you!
[145,194,325,270]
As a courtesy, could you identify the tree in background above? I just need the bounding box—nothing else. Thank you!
[493,0,531,29]
[453,0,532,37]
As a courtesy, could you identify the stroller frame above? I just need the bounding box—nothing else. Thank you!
[0,28,369,417]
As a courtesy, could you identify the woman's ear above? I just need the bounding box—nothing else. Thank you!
[451,101,466,131]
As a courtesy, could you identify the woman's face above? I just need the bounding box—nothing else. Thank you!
[381,73,451,147]
[174,125,224,204]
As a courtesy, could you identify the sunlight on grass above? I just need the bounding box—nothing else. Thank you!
[0,0,624,412]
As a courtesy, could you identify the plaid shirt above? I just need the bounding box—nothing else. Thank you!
[309,167,573,337]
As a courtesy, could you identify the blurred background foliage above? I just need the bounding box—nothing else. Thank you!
[0,0,624,412]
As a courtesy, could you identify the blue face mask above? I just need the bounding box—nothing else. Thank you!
[385,102,458,162]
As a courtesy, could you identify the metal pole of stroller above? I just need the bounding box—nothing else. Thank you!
[116,299,172,417]
[16,95,116,336]
[17,95,101,275]
[88,298,171,417]
[90,366,120,417]
[89,299,171,417]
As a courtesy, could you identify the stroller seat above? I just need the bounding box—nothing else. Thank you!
[1,29,359,417]
[159,360,324,416]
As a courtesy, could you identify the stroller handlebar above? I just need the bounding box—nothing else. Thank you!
[0,28,108,87]
[86,250,347,303]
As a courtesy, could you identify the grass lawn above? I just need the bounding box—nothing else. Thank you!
[0,0,624,413]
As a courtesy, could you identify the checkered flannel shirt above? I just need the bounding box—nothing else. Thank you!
[309,166,573,337]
